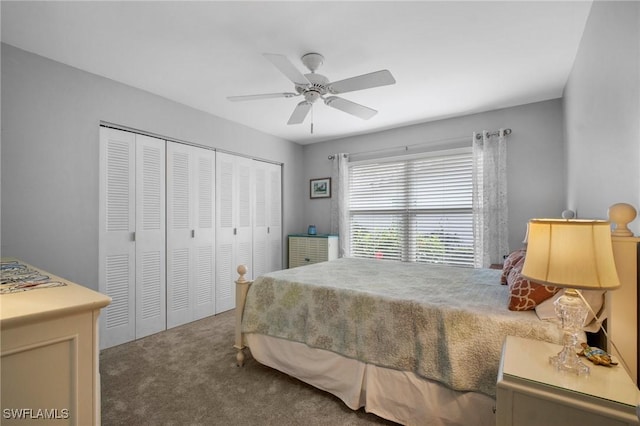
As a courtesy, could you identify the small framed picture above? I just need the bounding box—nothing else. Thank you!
[310,177,331,199]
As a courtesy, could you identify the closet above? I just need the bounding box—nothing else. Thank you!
[99,126,282,348]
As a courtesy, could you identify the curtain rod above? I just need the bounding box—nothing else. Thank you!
[474,128,512,140]
[328,134,471,160]
[328,129,513,160]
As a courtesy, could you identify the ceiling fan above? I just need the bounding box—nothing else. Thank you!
[227,53,396,127]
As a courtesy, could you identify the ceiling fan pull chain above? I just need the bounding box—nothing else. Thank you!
[311,105,314,134]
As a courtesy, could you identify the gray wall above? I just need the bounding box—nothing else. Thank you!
[302,99,567,252]
[1,43,305,290]
[563,0,640,234]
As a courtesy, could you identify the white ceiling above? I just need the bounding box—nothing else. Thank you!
[1,1,592,145]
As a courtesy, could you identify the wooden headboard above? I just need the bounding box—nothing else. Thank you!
[606,203,640,386]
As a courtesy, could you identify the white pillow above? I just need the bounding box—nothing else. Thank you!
[535,289,606,332]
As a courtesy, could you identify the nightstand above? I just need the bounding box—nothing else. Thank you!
[496,336,639,426]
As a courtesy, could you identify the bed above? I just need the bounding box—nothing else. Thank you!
[233,209,639,426]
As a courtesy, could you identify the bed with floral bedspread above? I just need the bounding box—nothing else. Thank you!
[240,257,562,397]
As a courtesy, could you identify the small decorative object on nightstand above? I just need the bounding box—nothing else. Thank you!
[496,336,640,426]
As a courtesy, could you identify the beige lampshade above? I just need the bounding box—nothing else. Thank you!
[522,219,620,290]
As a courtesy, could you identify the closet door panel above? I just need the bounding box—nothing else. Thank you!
[236,157,254,277]
[193,150,215,320]
[215,152,237,313]
[253,160,282,276]
[167,143,216,326]
[215,152,253,313]
[166,142,193,328]
[252,164,268,278]
[134,135,166,338]
[99,127,136,349]
[268,163,283,272]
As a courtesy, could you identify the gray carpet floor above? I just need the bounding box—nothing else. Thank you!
[100,309,397,425]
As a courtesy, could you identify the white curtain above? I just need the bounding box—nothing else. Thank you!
[330,153,350,257]
[472,130,508,268]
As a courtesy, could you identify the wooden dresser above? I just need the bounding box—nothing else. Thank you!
[0,259,111,425]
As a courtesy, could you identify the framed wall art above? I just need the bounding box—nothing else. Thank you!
[310,177,331,199]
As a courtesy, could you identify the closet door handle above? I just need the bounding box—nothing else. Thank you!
[131,232,136,242]
[191,229,195,238]
[233,228,237,235]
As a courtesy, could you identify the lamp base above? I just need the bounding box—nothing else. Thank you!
[549,348,590,376]
[550,288,590,376]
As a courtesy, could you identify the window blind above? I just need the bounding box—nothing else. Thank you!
[349,149,474,266]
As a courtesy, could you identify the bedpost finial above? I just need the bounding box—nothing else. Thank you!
[608,203,637,237]
[237,264,249,283]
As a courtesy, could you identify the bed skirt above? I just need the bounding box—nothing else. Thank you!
[245,333,496,426]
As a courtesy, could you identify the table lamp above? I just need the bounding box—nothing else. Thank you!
[522,219,620,375]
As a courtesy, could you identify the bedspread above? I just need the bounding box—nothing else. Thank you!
[242,257,562,397]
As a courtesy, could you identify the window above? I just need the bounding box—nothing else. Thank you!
[349,148,473,266]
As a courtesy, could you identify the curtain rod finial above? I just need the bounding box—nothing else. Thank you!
[475,128,512,140]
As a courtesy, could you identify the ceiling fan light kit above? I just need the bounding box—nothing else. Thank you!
[227,52,396,129]
[301,52,324,73]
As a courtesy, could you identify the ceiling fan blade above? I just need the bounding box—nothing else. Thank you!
[263,53,310,86]
[324,96,377,120]
[227,92,298,102]
[328,70,396,94]
[287,101,312,125]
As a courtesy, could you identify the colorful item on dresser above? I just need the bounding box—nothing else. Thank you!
[0,261,67,294]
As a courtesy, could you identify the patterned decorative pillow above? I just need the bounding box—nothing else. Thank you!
[501,248,526,285]
[507,257,560,311]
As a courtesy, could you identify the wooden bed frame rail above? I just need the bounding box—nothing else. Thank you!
[234,265,252,367]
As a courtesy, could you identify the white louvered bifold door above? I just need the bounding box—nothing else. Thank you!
[216,152,253,313]
[215,152,235,313]
[100,128,167,348]
[252,162,268,278]
[99,127,136,349]
[267,162,282,272]
[167,142,193,328]
[192,148,215,321]
[134,135,166,338]
[236,156,254,279]
[253,160,282,277]
[167,143,216,328]
[167,142,216,328]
